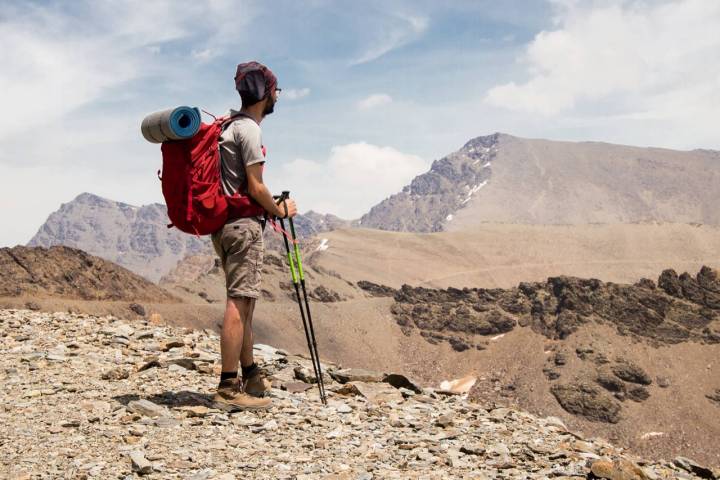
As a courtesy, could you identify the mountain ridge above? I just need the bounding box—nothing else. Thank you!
[28,193,347,282]
[359,133,720,232]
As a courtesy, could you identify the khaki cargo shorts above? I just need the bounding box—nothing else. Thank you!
[211,217,264,299]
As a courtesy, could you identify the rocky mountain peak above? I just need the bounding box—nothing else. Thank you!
[357,133,498,232]
[460,132,505,152]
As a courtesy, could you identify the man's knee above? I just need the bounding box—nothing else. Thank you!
[228,296,255,322]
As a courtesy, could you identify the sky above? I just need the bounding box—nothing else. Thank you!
[1,0,719,247]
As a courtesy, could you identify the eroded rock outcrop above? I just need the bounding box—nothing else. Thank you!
[390,267,720,349]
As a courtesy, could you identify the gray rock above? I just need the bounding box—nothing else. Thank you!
[673,457,716,479]
[435,413,454,428]
[25,301,41,311]
[102,367,130,380]
[335,403,353,414]
[330,368,385,384]
[127,399,169,418]
[166,358,196,370]
[129,450,153,475]
[154,417,181,428]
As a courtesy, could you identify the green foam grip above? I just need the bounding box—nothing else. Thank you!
[293,243,305,282]
[286,251,298,284]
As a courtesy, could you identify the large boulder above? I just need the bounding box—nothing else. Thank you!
[550,382,621,423]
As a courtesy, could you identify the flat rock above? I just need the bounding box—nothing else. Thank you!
[330,368,384,384]
[129,450,153,475]
[283,382,313,394]
[102,367,130,380]
[127,399,169,418]
[347,381,404,404]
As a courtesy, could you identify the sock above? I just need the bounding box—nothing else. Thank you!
[219,371,237,384]
[241,363,258,379]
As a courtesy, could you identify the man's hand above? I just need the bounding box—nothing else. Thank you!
[279,198,298,218]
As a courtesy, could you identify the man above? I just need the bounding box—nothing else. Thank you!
[211,61,297,410]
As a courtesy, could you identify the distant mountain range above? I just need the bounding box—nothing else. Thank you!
[28,193,209,282]
[27,133,720,280]
[359,133,720,232]
[28,193,347,281]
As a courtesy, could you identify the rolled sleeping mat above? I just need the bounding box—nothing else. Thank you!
[140,106,202,143]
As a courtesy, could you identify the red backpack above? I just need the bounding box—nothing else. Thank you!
[159,114,265,235]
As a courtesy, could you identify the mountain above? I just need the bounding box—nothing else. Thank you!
[28,193,209,282]
[28,193,346,282]
[359,133,720,232]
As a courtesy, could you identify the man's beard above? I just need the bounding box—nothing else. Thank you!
[263,97,276,116]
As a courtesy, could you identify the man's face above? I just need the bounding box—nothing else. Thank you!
[262,88,278,116]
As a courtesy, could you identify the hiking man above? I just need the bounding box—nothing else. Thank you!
[212,61,297,410]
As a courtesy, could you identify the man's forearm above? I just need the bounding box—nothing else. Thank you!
[249,183,283,217]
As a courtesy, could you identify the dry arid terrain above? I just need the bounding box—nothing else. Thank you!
[308,223,720,289]
[3,222,720,469]
[159,225,720,464]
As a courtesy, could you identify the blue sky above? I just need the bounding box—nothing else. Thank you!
[1,0,719,247]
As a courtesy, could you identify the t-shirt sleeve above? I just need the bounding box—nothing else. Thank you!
[234,122,265,167]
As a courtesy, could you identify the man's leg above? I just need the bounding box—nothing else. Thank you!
[239,298,271,396]
[239,298,256,368]
[214,295,270,410]
[220,297,253,373]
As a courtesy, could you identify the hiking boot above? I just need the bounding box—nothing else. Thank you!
[213,379,271,411]
[243,367,272,397]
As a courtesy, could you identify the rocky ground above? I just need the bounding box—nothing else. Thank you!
[0,246,177,303]
[2,310,718,479]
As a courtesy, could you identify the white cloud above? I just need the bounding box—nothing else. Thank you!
[350,13,429,65]
[0,1,255,145]
[485,0,720,121]
[266,143,427,219]
[191,48,216,61]
[282,88,311,100]
[357,93,393,110]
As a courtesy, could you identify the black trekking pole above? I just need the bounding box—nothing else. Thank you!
[286,202,327,404]
[275,192,327,405]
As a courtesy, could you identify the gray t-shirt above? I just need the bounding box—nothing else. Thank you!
[218,111,265,196]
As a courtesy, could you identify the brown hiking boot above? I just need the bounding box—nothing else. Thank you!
[243,367,272,397]
[213,379,271,411]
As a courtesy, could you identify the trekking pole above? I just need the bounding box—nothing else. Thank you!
[275,192,327,405]
[285,197,327,404]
